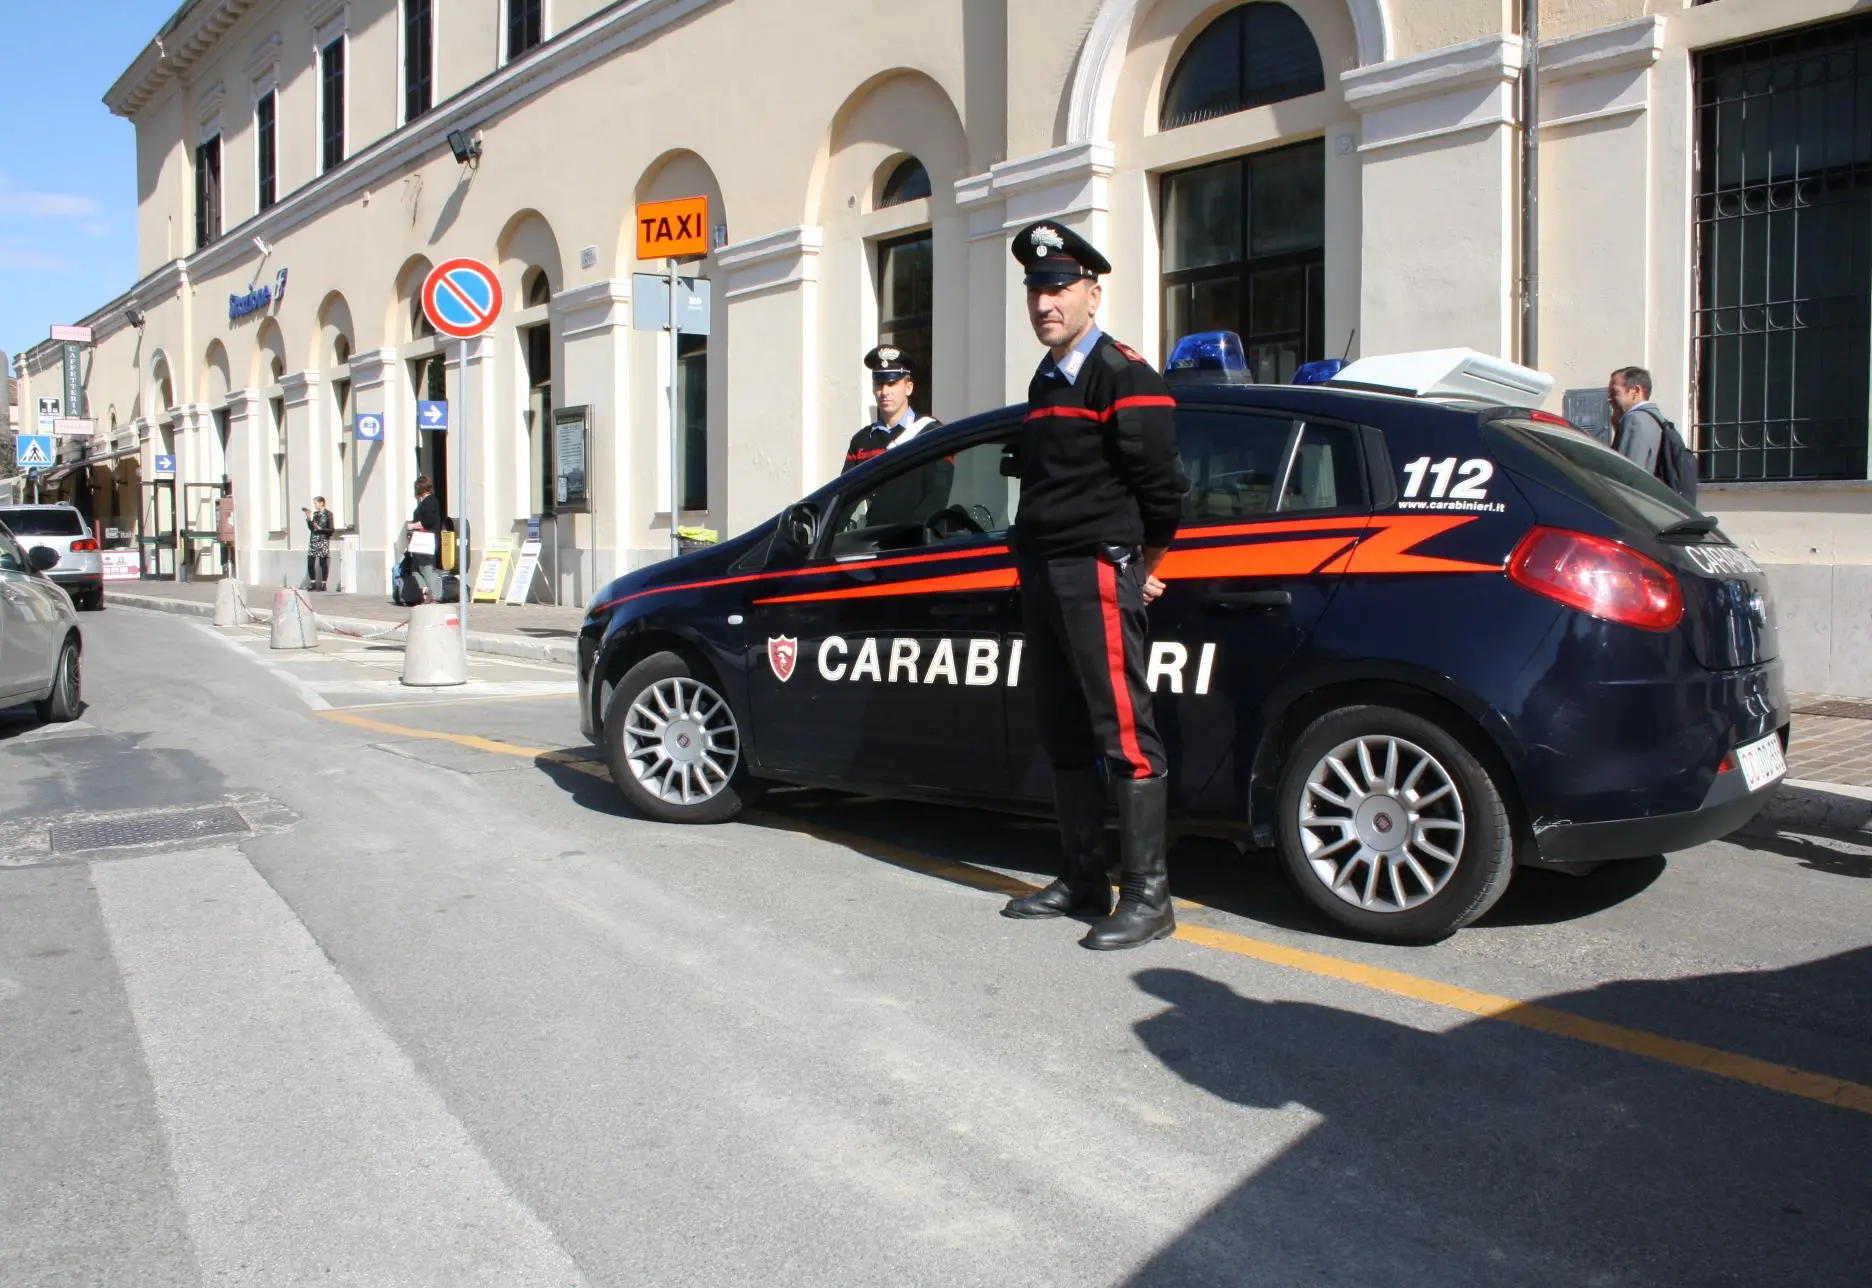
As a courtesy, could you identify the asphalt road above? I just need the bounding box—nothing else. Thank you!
[2,607,1868,1287]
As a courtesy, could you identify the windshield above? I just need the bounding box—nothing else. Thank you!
[1481,419,1699,534]
[0,507,86,536]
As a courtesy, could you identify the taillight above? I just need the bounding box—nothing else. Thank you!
[70,539,98,552]
[1525,409,1575,429]
[1508,526,1683,631]
[1716,751,1737,774]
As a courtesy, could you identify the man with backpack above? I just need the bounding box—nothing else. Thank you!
[1608,366,1698,505]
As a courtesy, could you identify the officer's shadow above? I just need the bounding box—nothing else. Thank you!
[1118,965,1870,1287]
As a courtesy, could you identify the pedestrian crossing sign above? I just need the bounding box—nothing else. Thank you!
[14,434,54,469]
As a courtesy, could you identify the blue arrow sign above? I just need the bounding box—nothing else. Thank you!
[14,434,53,469]
[354,412,384,441]
[417,401,448,431]
[154,454,177,478]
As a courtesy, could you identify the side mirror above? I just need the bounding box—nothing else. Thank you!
[778,502,818,553]
[27,546,60,573]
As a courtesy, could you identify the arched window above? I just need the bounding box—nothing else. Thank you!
[1160,3,1324,131]
[524,268,553,307]
[879,156,932,207]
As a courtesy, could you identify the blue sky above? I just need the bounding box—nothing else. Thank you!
[1,2,164,364]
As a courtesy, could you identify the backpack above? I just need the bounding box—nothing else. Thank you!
[1649,412,1699,507]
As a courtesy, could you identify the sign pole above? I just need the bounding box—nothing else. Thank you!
[667,256,681,561]
[457,336,470,658]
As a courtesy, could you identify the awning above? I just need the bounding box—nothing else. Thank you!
[83,444,142,467]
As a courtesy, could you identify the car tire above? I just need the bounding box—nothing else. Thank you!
[82,588,104,612]
[604,650,754,824]
[1275,704,1514,944]
[35,636,82,724]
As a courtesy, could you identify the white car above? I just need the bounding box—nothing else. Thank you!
[0,503,104,610]
[0,519,83,722]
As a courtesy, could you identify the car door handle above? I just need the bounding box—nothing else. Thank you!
[930,601,995,619]
[1201,590,1292,614]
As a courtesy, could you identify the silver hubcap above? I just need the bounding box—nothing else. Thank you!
[1298,735,1466,913]
[621,676,739,806]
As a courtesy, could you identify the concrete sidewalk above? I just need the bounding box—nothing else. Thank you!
[106,579,585,666]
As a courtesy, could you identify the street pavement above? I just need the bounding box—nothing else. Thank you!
[1,607,1868,1287]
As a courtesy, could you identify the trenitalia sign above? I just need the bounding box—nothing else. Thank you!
[230,268,289,322]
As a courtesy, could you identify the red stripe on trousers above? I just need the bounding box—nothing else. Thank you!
[1096,559,1150,779]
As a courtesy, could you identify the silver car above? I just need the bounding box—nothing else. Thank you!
[0,519,83,722]
[0,504,104,611]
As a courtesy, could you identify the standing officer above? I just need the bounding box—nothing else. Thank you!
[841,345,937,472]
[1000,221,1188,951]
[841,344,951,528]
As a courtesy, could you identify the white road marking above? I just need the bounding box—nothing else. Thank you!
[91,849,591,1287]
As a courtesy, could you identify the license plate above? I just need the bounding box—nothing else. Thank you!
[1735,733,1787,793]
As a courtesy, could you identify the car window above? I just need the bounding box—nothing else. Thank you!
[1175,408,1298,521]
[1482,418,1698,531]
[0,507,85,536]
[829,436,1018,559]
[0,523,27,574]
[1280,421,1367,512]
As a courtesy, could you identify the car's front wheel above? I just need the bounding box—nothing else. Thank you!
[1275,704,1514,943]
[35,636,82,723]
[604,650,754,824]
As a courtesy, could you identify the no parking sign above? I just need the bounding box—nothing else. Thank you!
[421,258,503,339]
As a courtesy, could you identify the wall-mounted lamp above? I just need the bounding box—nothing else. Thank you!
[447,128,483,167]
[124,308,146,329]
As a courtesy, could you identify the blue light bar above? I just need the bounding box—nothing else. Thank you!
[1292,358,1346,386]
[1165,331,1250,385]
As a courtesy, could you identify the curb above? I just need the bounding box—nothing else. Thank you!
[109,591,578,668]
[1751,779,1872,837]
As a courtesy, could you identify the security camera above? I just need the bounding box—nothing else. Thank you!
[125,308,146,329]
[447,128,483,166]
[253,235,273,257]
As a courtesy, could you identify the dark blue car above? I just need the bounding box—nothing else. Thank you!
[577,355,1788,942]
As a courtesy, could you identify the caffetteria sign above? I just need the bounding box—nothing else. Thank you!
[230,268,289,322]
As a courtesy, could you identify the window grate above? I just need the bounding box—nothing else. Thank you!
[256,91,276,210]
[320,37,345,172]
[405,0,434,122]
[1694,14,1872,482]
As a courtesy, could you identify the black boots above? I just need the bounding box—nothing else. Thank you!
[1081,775,1174,951]
[1002,768,1114,920]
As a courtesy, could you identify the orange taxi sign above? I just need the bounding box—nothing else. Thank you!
[636,195,710,261]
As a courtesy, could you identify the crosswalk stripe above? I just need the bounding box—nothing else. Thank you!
[91,849,591,1286]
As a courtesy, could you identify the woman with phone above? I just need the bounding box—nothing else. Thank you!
[303,496,334,591]
[405,476,444,603]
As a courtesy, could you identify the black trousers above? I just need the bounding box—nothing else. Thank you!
[1019,552,1167,780]
[307,553,329,587]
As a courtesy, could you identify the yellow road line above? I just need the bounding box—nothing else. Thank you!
[313,707,1872,1116]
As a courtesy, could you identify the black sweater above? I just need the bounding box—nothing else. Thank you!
[1012,333,1187,560]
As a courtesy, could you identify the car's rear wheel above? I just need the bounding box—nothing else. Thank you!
[80,587,104,611]
[35,636,82,723]
[604,650,753,824]
[1276,704,1513,943]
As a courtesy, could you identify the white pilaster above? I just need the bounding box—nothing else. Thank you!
[556,278,631,598]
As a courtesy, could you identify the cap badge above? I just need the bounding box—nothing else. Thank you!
[878,346,900,362]
[1031,226,1065,250]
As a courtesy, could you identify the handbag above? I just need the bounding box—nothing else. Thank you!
[408,530,437,557]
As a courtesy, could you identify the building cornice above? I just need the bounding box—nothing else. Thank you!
[718,226,822,300]
[1342,33,1524,114]
[345,349,397,387]
[1541,16,1665,84]
[554,280,633,340]
[279,370,321,407]
[105,0,261,119]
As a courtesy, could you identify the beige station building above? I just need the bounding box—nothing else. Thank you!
[8,0,1872,692]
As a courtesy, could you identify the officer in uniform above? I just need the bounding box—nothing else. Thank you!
[841,344,951,529]
[1000,220,1188,951]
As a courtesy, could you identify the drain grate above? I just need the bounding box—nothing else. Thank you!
[49,805,253,854]
[1792,699,1872,721]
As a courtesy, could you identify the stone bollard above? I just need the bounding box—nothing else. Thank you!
[269,588,318,650]
[213,578,246,627]
[401,602,467,687]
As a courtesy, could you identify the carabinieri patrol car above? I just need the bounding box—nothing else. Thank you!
[577,342,1789,942]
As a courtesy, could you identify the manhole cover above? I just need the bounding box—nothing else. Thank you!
[49,805,252,854]
[1792,699,1872,721]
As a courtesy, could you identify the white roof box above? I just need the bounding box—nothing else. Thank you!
[1327,348,1554,404]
